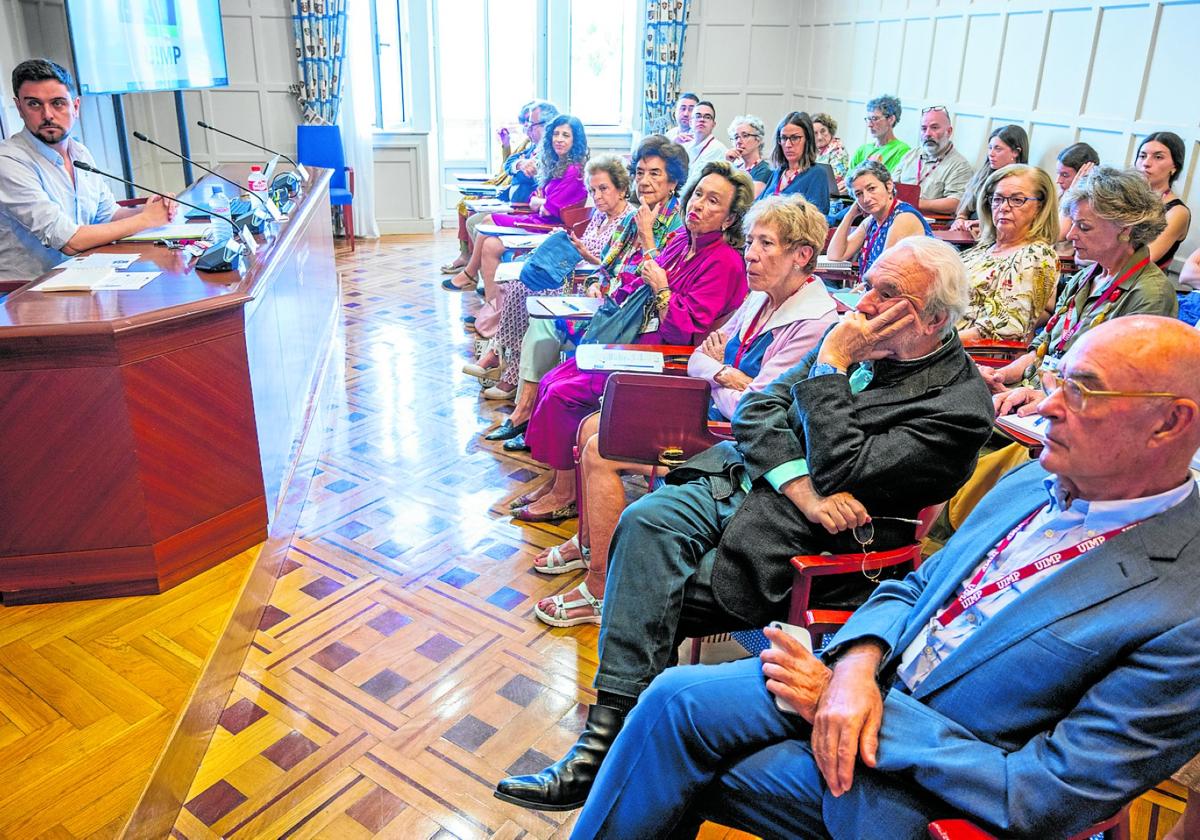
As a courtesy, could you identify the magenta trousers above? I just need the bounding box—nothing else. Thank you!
[524,357,610,470]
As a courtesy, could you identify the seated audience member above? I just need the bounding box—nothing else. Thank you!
[985,166,1178,416]
[758,112,830,214]
[1181,245,1200,292]
[571,315,1200,840]
[958,164,1060,342]
[511,161,752,523]
[827,160,932,274]
[531,195,839,627]
[468,155,635,404]
[895,105,974,215]
[442,100,548,274]
[0,59,179,282]
[665,92,698,145]
[445,114,587,292]
[681,101,727,190]
[1135,131,1192,270]
[495,136,688,451]
[849,95,911,175]
[1053,142,1100,256]
[724,114,771,197]
[494,236,995,810]
[812,112,850,194]
[952,124,1028,232]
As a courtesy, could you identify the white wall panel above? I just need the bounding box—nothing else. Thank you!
[1084,5,1152,121]
[994,12,1044,113]
[958,14,1002,108]
[1028,121,1075,173]
[848,22,877,98]
[1141,3,1200,128]
[926,16,966,104]
[896,17,933,101]
[747,26,791,89]
[698,25,751,88]
[1036,8,1091,115]
[871,19,904,94]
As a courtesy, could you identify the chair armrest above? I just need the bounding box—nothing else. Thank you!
[346,165,355,196]
[790,545,920,577]
[706,421,733,440]
[928,820,997,840]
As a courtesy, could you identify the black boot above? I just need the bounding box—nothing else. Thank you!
[493,704,627,811]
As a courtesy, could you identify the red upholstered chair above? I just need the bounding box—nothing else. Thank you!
[927,804,1130,840]
[786,502,943,650]
[963,338,1029,369]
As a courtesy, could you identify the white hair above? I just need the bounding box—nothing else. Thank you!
[881,236,970,328]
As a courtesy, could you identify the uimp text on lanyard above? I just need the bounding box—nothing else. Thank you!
[934,504,1144,627]
[1052,257,1149,356]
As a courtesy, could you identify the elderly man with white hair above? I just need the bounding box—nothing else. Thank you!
[495,236,997,812]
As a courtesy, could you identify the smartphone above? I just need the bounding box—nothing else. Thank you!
[768,620,813,716]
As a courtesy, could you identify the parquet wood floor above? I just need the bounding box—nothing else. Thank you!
[0,544,256,839]
[160,233,1183,840]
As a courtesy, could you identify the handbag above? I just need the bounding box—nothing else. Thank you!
[580,284,654,345]
[519,229,581,292]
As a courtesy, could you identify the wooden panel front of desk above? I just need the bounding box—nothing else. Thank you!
[0,170,336,604]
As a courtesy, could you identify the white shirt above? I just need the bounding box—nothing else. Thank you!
[0,129,116,281]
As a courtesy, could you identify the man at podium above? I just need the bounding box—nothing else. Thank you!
[0,58,176,281]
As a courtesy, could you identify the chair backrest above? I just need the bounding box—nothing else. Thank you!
[560,203,592,238]
[597,373,721,466]
[296,125,347,190]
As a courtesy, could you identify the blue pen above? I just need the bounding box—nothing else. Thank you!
[563,301,581,312]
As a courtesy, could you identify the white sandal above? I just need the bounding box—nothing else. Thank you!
[533,536,589,575]
[534,581,603,627]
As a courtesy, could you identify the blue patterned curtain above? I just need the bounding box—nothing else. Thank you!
[642,0,692,135]
[292,0,347,125]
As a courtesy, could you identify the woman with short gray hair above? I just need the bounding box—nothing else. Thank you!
[724,114,771,197]
[827,159,932,274]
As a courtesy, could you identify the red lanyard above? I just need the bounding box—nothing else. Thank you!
[1052,257,1149,355]
[935,505,1142,627]
[916,155,942,184]
[861,199,899,259]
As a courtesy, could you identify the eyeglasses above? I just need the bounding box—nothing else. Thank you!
[864,114,887,124]
[989,193,1042,209]
[733,132,761,141]
[692,113,715,122]
[852,516,923,580]
[921,105,951,116]
[527,120,547,128]
[779,134,805,145]
[1041,370,1181,413]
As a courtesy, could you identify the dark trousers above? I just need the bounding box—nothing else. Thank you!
[595,475,764,699]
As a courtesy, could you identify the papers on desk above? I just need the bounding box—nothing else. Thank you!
[68,252,140,269]
[575,344,664,373]
[458,184,500,197]
[994,412,1049,446]
[35,267,160,292]
[122,223,213,242]
[467,199,513,212]
[476,223,529,237]
[493,261,526,284]
[527,296,601,318]
[456,173,491,183]
[817,256,853,272]
[499,233,551,250]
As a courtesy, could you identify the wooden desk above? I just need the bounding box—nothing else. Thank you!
[935,228,978,248]
[0,167,339,604]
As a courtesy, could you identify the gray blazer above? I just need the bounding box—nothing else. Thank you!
[667,332,995,625]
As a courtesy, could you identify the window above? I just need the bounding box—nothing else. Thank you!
[568,0,639,127]
[372,0,410,129]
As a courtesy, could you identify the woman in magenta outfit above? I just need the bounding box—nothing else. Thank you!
[445,114,589,292]
[513,161,755,523]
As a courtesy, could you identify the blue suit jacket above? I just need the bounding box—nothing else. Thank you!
[826,461,1200,837]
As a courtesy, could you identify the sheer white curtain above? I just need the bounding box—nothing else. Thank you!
[339,2,379,239]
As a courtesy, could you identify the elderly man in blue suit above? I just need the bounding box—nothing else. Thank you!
[569,314,1200,840]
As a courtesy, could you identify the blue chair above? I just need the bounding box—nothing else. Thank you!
[296,125,355,250]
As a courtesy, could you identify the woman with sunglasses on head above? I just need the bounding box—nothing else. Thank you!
[958,164,1061,343]
[756,112,830,213]
[826,159,932,274]
[724,115,771,198]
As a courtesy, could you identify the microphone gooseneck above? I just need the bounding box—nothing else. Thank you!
[130,130,276,217]
[195,120,302,169]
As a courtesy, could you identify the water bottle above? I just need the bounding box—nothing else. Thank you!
[208,185,233,243]
[247,165,267,194]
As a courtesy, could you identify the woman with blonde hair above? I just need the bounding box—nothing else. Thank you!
[958,164,1061,342]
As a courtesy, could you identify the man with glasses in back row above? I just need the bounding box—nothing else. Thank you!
[0,58,177,282]
[896,105,975,216]
[681,100,728,191]
[567,315,1200,839]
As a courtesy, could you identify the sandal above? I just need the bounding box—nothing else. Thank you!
[441,257,467,274]
[512,502,577,523]
[441,269,478,291]
[533,536,589,575]
[534,581,603,627]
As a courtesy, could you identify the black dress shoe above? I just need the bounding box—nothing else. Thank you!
[485,419,528,441]
[494,705,626,811]
[502,433,529,452]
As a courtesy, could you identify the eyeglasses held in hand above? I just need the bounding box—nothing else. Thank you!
[852,516,923,581]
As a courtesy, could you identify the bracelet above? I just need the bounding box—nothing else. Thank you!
[654,288,671,311]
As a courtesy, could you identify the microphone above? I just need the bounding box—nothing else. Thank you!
[132,130,281,227]
[195,120,309,180]
[74,160,255,273]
